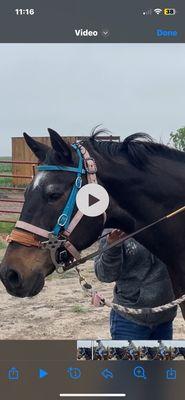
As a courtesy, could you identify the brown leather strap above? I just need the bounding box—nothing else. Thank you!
[6,229,42,248]
[15,220,49,238]
[77,144,97,184]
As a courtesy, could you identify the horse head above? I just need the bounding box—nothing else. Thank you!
[0,129,105,297]
[0,129,135,298]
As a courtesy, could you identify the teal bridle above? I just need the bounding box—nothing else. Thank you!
[37,144,86,236]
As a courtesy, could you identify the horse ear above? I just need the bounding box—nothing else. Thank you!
[48,128,72,162]
[23,133,49,162]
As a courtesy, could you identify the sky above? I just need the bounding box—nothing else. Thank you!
[0,43,185,156]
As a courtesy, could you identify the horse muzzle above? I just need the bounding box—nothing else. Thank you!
[0,266,45,298]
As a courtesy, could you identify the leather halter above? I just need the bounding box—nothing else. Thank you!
[7,143,106,272]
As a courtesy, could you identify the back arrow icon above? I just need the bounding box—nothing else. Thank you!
[101,368,114,380]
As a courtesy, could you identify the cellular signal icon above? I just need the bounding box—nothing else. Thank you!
[142,9,152,16]
[154,8,163,15]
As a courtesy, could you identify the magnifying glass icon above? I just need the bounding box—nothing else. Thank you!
[133,366,147,380]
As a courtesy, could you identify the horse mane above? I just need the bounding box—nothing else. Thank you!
[89,128,185,169]
[89,125,122,157]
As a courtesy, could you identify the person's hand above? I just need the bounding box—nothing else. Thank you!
[107,229,126,245]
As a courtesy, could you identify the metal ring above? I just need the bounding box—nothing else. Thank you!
[75,176,82,188]
[57,213,68,227]
[56,265,65,274]
[78,145,86,155]
[84,158,97,174]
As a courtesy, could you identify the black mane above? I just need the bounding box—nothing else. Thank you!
[88,129,185,169]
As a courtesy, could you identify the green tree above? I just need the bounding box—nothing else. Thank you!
[170,127,185,151]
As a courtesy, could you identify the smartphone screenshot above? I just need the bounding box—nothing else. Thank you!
[0,1,184,399]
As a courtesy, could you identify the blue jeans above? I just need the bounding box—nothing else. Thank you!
[110,309,173,340]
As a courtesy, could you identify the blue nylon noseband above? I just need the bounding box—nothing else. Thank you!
[36,144,86,235]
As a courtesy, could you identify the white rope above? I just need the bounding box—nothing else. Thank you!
[77,268,185,315]
[104,294,185,315]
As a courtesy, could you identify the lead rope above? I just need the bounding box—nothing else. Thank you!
[75,266,185,315]
[70,205,185,315]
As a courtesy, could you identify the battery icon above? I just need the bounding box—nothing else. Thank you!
[164,8,176,15]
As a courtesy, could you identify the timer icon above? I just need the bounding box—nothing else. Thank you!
[67,367,81,380]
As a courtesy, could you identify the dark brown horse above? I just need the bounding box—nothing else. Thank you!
[0,128,185,318]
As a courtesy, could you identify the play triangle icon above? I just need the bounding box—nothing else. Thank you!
[88,193,100,207]
[39,368,48,379]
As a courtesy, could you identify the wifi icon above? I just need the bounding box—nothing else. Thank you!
[154,8,163,15]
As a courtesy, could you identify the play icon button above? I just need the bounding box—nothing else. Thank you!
[39,369,48,379]
[76,183,109,217]
[89,194,100,207]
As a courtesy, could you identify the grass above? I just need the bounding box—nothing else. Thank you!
[0,222,15,234]
[71,305,90,313]
[0,157,21,232]
[0,157,13,186]
[0,163,12,174]
[0,157,27,187]
[0,241,7,250]
[0,177,13,186]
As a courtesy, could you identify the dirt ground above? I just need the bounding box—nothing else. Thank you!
[0,244,184,340]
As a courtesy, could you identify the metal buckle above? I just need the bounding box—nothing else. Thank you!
[41,233,66,274]
[57,213,68,227]
[84,158,97,174]
[75,176,82,188]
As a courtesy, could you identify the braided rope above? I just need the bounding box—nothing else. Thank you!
[76,269,185,315]
[104,294,185,315]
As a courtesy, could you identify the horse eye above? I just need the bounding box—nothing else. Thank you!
[48,193,61,202]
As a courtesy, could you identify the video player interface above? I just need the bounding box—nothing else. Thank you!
[0,1,185,399]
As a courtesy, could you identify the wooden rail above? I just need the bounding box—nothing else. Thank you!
[0,160,35,223]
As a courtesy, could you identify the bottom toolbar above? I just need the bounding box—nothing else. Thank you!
[0,360,184,400]
[0,341,184,400]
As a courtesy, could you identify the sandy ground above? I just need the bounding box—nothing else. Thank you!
[0,243,184,340]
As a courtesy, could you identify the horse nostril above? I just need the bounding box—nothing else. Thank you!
[6,269,22,289]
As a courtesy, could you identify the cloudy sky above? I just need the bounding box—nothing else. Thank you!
[0,43,185,155]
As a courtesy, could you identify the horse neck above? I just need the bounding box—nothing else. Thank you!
[84,140,149,222]
[85,140,185,222]
[84,139,139,191]
[85,141,185,264]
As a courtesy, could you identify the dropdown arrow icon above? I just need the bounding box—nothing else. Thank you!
[101,29,110,38]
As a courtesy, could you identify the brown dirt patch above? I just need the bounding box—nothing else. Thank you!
[0,251,184,340]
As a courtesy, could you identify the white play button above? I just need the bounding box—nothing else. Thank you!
[76,183,109,217]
